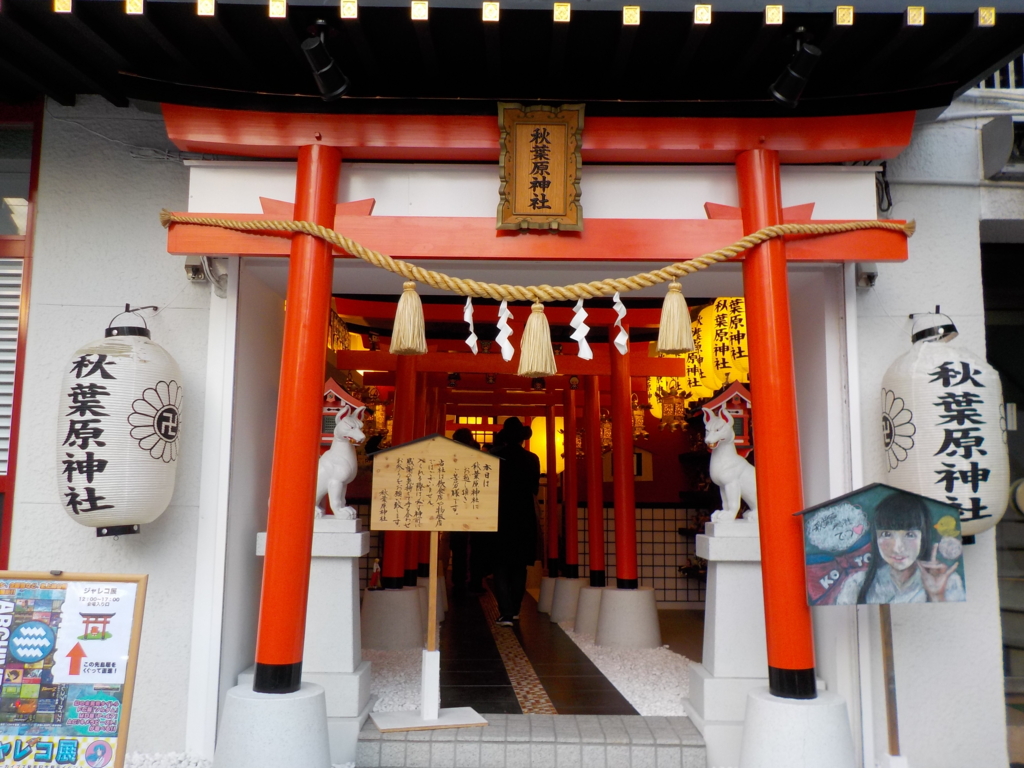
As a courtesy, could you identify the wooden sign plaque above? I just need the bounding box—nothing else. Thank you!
[370,435,499,532]
[497,103,584,231]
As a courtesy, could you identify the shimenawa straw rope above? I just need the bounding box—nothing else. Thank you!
[159,211,914,303]
[160,211,914,376]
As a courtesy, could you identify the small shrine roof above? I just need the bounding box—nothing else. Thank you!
[704,381,752,412]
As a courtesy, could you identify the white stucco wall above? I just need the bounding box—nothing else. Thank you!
[857,115,1009,767]
[9,97,208,753]
[8,97,1014,765]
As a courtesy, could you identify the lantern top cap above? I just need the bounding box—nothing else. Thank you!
[106,326,151,339]
[910,311,958,344]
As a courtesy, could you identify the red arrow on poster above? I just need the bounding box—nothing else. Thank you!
[67,643,86,675]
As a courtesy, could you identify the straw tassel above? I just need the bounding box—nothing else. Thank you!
[656,282,695,354]
[390,281,428,355]
[517,302,558,377]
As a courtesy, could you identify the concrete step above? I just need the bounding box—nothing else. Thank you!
[356,713,706,768]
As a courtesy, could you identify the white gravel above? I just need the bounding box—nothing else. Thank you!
[559,624,693,716]
[364,648,422,712]
[125,756,211,768]
[124,754,353,768]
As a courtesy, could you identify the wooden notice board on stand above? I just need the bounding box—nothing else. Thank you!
[370,436,498,731]
[0,572,147,768]
[371,434,499,652]
[370,435,499,535]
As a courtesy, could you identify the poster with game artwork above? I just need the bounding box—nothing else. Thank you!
[799,484,966,606]
[0,573,147,768]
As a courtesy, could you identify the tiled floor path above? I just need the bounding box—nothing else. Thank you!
[357,713,706,768]
[440,586,636,716]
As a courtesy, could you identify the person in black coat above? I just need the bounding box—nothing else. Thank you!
[449,428,481,595]
[489,417,541,625]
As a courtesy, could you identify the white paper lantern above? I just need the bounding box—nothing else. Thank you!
[56,319,182,534]
[881,313,1009,537]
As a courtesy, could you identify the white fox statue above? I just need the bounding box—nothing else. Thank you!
[314,404,366,520]
[702,406,758,523]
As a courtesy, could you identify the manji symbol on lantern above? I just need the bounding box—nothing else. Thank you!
[56,307,183,537]
[881,311,1010,538]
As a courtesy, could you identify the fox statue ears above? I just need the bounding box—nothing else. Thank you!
[334,404,366,422]
[702,406,734,427]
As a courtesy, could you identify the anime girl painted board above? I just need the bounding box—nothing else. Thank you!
[800,484,966,606]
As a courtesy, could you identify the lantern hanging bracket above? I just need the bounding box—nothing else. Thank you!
[907,305,958,343]
[106,305,159,339]
[109,304,158,327]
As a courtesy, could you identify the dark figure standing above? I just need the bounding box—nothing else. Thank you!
[449,428,480,595]
[489,418,540,626]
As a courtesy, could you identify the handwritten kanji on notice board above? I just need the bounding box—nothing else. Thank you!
[370,435,499,532]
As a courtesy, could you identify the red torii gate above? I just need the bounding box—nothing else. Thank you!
[162,105,913,698]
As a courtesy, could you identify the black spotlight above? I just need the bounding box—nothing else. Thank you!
[302,23,350,101]
[770,30,821,108]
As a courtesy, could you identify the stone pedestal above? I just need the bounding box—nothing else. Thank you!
[573,586,605,636]
[550,578,588,625]
[417,575,446,621]
[683,520,768,768]
[361,587,424,650]
[215,683,331,768]
[594,587,662,649]
[254,517,373,765]
[739,689,855,768]
[537,576,557,613]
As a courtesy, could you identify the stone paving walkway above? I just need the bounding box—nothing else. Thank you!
[356,714,706,768]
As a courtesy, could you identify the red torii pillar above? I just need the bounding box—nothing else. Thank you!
[609,329,638,589]
[738,149,816,698]
[382,354,418,590]
[562,381,580,579]
[253,144,340,693]
[583,375,605,587]
[545,404,561,577]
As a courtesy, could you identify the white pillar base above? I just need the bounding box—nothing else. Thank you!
[573,586,605,636]
[361,587,424,650]
[214,683,331,768]
[537,576,557,613]
[738,688,856,768]
[594,586,662,649]
[549,578,587,625]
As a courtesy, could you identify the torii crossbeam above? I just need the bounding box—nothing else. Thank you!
[162,106,913,699]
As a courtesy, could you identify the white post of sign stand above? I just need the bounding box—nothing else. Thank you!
[422,531,441,720]
[371,531,488,732]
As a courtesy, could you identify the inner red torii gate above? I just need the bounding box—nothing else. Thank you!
[162,105,912,699]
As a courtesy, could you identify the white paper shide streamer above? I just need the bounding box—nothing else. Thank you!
[612,292,629,355]
[463,297,479,354]
[571,299,593,360]
[56,326,182,530]
[496,300,515,362]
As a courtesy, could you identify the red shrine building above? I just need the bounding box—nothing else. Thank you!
[2,1,1024,767]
